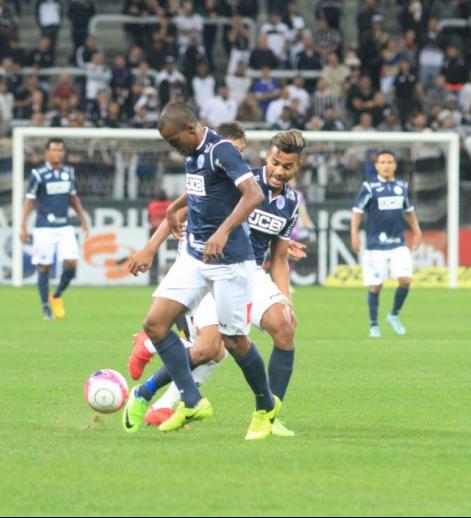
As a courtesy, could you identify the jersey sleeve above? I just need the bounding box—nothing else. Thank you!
[26,169,41,199]
[403,183,414,212]
[210,140,253,187]
[279,203,299,241]
[353,182,372,213]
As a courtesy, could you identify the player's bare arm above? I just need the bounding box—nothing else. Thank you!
[350,211,363,254]
[203,176,264,262]
[270,238,297,327]
[404,211,422,251]
[20,198,35,243]
[70,194,89,237]
[287,240,307,261]
[166,193,187,239]
[128,207,188,276]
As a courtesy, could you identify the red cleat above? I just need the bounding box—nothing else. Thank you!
[128,332,154,380]
[144,407,174,426]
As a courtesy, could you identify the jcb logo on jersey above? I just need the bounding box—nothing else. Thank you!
[249,210,286,235]
[45,181,71,195]
[378,196,404,211]
[186,174,206,196]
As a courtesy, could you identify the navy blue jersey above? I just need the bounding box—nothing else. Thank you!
[185,128,255,264]
[353,176,414,250]
[249,167,299,266]
[26,162,77,228]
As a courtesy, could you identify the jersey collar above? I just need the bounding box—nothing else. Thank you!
[195,127,209,153]
[377,174,395,183]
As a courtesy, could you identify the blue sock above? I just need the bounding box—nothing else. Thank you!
[391,287,409,316]
[37,270,49,306]
[151,331,201,408]
[234,344,274,412]
[368,291,379,326]
[138,349,196,401]
[54,268,75,298]
[268,347,294,401]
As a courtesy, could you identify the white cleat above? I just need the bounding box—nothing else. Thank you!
[386,314,406,335]
[369,325,381,338]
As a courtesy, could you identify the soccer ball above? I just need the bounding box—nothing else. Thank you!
[85,369,129,413]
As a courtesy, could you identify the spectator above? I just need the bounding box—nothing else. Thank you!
[418,23,444,88]
[200,84,238,127]
[399,0,427,37]
[286,75,310,117]
[348,74,384,126]
[236,92,263,123]
[14,74,47,119]
[260,9,290,63]
[380,38,402,97]
[86,88,110,126]
[2,37,27,66]
[134,86,159,123]
[0,0,18,52]
[126,45,144,69]
[181,35,206,89]
[75,34,100,68]
[249,33,279,71]
[132,61,156,89]
[399,29,419,68]
[378,107,402,132]
[85,51,111,102]
[174,2,204,55]
[226,13,251,75]
[312,17,342,63]
[358,14,389,88]
[265,86,291,126]
[313,78,342,120]
[250,66,280,118]
[226,61,251,106]
[319,107,346,131]
[321,51,350,98]
[357,0,381,44]
[425,74,448,111]
[104,101,124,128]
[0,57,22,92]
[67,0,96,54]
[272,105,295,130]
[200,0,224,71]
[459,70,471,114]
[35,0,62,52]
[441,45,468,91]
[294,33,323,93]
[111,54,133,99]
[156,55,186,107]
[393,58,424,127]
[123,0,152,49]
[192,61,216,111]
[145,34,170,71]
[29,35,55,70]
[52,74,79,102]
[315,0,343,30]
[0,80,14,124]
[283,1,305,45]
[439,94,463,127]
[352,112,376,132]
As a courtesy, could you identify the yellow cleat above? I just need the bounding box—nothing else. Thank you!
[49,295,65,319]
[159,398,213,432]
[245,396,282,441]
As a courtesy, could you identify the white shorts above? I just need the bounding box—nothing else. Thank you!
[32,226,80,266]
[189,267,288,331]
[362,246,413,286]
[153,247,256,336]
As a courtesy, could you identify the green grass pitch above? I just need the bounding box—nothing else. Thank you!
[1,286,471,517]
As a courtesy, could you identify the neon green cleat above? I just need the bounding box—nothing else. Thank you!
[272,418,295,437]
[159,398,213,432]
[122,387,149,434]
[245,396,282,441]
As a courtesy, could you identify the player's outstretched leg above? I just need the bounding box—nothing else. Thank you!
[368,287,382,338]
[50,260,77,319]
[122,386,150,434]
[37,265,54,320]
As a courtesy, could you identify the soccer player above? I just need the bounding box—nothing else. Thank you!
[122,103,280,440]
[20,138,89,320]
[128,127,306,436]
[351,150,422,338]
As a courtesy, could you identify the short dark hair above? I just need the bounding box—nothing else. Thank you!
[375,150,397,161]
[216,121,246,142]
[270,129,306,155]
[45,138,65,150]
[157,102,198,132]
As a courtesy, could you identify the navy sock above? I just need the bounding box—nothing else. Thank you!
[234,344,274,412]
[138,349,196,401]
[151,331,201,408]
[392,287,409,316]
[368,291,379,326]
[37,270,49,306]
[268,347,295,401]
[54,268,75,298]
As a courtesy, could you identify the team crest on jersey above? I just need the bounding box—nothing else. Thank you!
[394,186,403,195]
[186,174,206,196]
[249,209,286,235]
[197,154,205,169]
[276,197,286,210]
[61,172,70,181]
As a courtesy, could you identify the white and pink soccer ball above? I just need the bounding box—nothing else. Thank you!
[85,369,129,413]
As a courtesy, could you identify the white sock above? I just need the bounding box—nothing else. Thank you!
[145,335,193,356]
[152,349,229,410]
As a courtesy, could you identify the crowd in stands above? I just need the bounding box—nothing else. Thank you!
[0,0,471,179]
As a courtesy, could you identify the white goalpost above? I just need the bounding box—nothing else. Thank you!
[11,127,460,288]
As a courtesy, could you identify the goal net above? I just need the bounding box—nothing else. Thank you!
[3,127,460,288]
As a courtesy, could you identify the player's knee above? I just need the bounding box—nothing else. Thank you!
[369,285,382,294]
[271,323,295,349]
[143,318,168,343]
[37,265,50,274]
[399,277,412,288]
[191,338,221,364]
[64,260,77,273]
